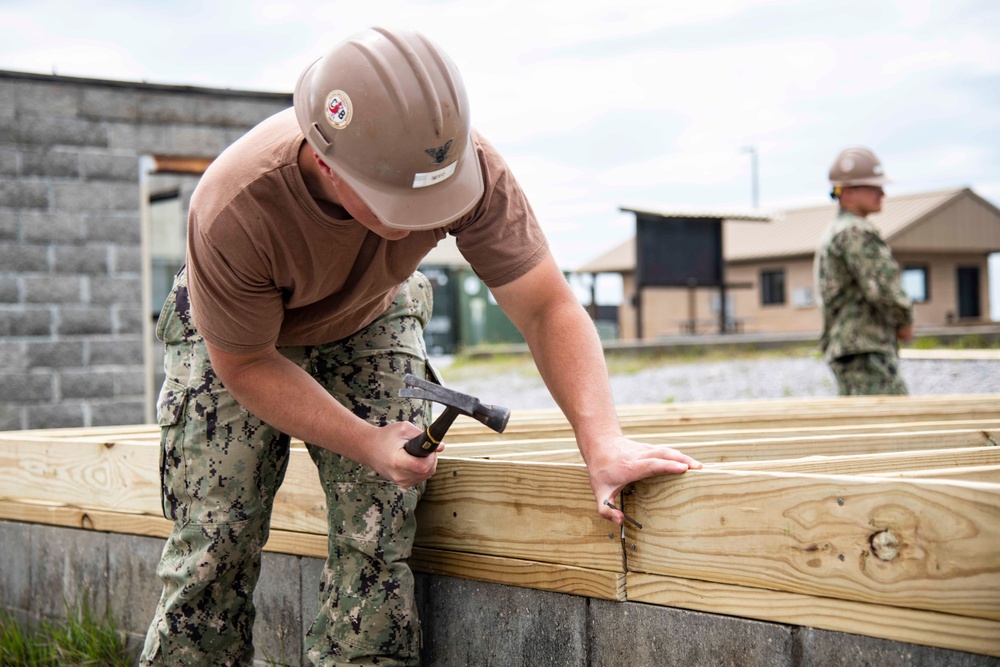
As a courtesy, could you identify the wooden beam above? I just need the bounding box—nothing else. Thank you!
[707,446,1000,477]
[626,470,1000,621]
[151,155,213,175]
[410,547,624,601]
[414,459,622,571]
[628,573,1000,657]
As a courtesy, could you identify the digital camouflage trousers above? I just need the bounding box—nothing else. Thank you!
[829,351,908,396]
[141,267,435,667]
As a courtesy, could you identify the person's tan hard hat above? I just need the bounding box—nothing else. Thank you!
[828,147,890,188]
[294,27,483,230]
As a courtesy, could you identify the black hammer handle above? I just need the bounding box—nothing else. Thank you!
[404,406,460,457]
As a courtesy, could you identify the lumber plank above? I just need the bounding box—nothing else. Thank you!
[466,428,1000,463]
[414,458,622,571]
[867,464,1000,483]
[410,547,624,601]
[627,573,1000,657]
[0,436,331,535]
[0,499,329,558]
[626,470,1000,621]
[706,446,1000,477]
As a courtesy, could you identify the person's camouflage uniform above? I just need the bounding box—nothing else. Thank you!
[815,208,913,395]
[141,267,435,667]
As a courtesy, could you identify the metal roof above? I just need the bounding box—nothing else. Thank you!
[620,205,775,222]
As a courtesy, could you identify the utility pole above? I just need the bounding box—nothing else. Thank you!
[741,145,759,208]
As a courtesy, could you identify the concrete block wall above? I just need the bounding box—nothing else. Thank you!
[0,70,290,430]
[0,520,995,666]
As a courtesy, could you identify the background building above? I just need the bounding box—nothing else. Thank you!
[578,189,1000,340]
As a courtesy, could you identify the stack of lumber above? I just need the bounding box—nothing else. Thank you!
[1,394,997,657]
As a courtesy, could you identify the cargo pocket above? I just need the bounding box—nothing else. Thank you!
[157,378,189,521]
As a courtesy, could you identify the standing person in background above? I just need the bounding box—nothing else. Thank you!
[141,26,701,666]
[815,146,914,396]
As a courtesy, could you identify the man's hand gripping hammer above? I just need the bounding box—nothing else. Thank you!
[398,374,510,457]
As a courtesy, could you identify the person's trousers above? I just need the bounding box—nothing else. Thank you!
[141,267,435,667]
[829,351,908,396]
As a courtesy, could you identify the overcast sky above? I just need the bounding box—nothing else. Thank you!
[2,0,999,312]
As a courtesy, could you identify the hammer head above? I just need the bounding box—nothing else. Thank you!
[399,374,510,433]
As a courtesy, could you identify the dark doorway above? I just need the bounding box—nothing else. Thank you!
[957,266,981,319]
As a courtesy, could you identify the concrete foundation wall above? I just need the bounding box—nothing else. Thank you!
[0,70,290,430]
[1,520,995,666]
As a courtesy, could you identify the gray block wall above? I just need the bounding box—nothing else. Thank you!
[0,520,995,667]
[0,70,290,430]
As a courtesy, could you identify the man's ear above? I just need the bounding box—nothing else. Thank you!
[313,151,334,178]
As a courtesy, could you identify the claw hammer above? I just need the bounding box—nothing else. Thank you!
[398,373,510,456]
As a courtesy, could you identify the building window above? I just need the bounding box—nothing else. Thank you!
[760,269,785,305]
[901,266,929,303]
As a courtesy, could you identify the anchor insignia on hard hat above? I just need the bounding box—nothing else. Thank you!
[425,140,453,165]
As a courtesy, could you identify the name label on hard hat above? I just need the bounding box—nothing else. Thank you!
[413,162,456,189]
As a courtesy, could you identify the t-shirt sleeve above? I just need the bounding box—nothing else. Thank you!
[449,132,549,287]
[186,208,286,354]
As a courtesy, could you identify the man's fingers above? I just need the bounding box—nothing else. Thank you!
[649,446,703,469]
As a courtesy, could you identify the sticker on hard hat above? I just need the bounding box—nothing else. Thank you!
[413,162,457,189]
[324,90,352,129]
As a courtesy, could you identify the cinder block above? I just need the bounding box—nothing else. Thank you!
[90,399,145,426]
[107,123,231,157]
[0,147,17,175]
[0,242,48,272]
[90,276,141,305]
[136,93,201,125]
[112,244,143,273]
[60,370,116,398]
[12,80,81,117]
[0,403,20,430]
[29,524,109,620]
[80,152,140,181]
[53,244,110,274]
[588,598,794,667]
[254,552,304,667]
[51,181,139,212]
[300,556,325,665]
[0,520,32,611]
[89,338,144,365]
[796,626,999,667]
[0,276,17,303]
[26,340,85,368]
[0,209,17,239]
[115,369,146,396]
[0,340,27,371]
[0,180,48,208]
[0,307,53,336]
[10,113,107,147]
[193,96,290,128]
[57,306,112,335]
[83,212,140,243]
[21,148,80,178]
[80,88,139,122]
[106,533,165,637]
[114,303,144,335]
[0,372,53,401]
[23,275,80,304]
[25,402,84,429]
[415,573,588,667]
[21,210,86,243]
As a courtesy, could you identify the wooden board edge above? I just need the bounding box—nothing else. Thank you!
[627,573,1000,658]
[411,546,624,601]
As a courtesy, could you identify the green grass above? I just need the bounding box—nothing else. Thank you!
[0,601,132,667]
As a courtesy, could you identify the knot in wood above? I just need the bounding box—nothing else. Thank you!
[870,529,900,561]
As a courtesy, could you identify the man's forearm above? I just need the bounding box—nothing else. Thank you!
[518,299,622,460]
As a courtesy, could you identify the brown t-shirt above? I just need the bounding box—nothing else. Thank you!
[186,108,548,354]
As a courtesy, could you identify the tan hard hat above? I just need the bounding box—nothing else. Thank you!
[828,147,890,188]
[294,27,483,230]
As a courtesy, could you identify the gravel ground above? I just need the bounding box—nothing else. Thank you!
[435,355,1000,411]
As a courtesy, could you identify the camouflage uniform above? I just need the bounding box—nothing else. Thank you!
[815,208,913,395]
[141,267,435,666]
